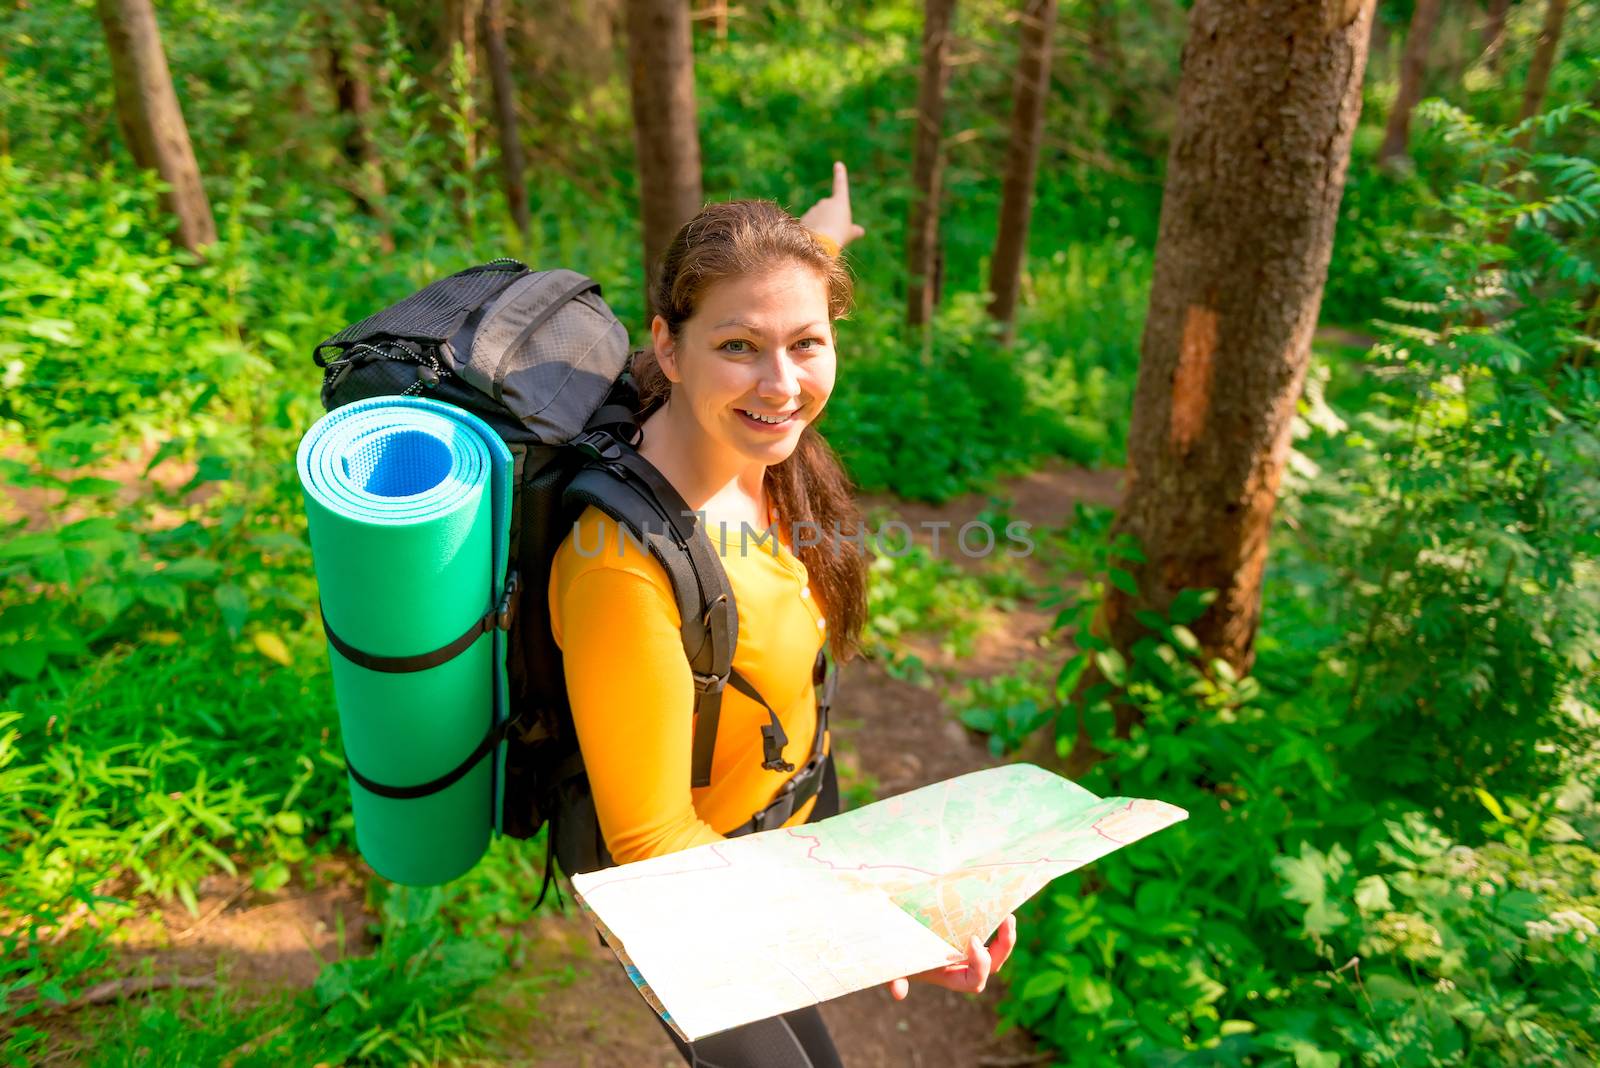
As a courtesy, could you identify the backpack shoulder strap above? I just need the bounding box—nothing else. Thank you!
[562,447,736,789]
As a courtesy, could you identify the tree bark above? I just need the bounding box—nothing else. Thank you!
[624,0,704,312]
[1480,0,1510,71]
[95,0,217,254]
[988,0,1058,339]
[1072,0,1376,749]
[443,0,481,166]
[907,0,958,328]
[1085,0,1124,79]
[1377,0,1441,166]
[481,0,530,239]
[1518,0,1568,125]
[324,12,389,230]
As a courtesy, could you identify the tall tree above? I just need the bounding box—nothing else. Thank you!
[624,0,704,309]
[906,0,958,328]
[1066,0,1377,761]
[324,8,390,249]
[442,0,481,167]
[1377,0,1442,166]
[481,0,530,239]
[1480,0,1511,71]
[95,0,216,254]
[1518,0,1568,126]
[988,0,1058,340]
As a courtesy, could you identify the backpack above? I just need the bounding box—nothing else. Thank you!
[311,258,838,907]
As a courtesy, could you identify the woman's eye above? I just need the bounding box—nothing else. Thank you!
[795,337,824,351]
[720,339,753,354]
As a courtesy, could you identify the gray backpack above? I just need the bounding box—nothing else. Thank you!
[312,259,836,905]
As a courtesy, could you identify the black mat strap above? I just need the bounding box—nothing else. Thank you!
[320,572,519,675]
[345,716,511,800]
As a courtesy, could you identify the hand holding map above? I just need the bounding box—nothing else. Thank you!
[571,762,1187,1043]
[887,911,1016,1000]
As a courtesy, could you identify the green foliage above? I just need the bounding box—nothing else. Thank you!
[980,104,1600,1066]
[1273,808,1600,1066]
[954,664,1054,757]
[56,879,525,1067]
[298,884,509,1065]
[827,260,1141,501]
[861,534,996,681]
[1293,102,1600,823]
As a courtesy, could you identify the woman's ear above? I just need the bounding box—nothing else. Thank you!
[651,315,680,383]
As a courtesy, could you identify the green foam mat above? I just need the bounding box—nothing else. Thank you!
[297,395,512,885]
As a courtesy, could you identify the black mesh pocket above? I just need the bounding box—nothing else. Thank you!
[320,339,449,410]
[313,259,527,367]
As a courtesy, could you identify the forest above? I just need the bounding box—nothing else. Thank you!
[2,0,1597,1064]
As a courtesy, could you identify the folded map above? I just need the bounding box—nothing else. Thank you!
[571,762,1187,1042]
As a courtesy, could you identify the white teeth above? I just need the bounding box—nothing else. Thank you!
[741,409,791,425]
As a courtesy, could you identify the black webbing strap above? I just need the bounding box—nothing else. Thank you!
[687,588,736,788]
[345,716,512,800]
[726,648,834,836]
[728,667,792,772]
[320,572,520,675]
[607,447,706,545]
[584,403,643,443]
[564,432,832,794]
[564,444,737,789]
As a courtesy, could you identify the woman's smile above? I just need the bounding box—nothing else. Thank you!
[735,406,799,430]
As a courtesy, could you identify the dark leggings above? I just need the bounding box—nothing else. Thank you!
[637,760,845,1068]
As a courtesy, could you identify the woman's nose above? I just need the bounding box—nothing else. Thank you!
[759,350,801,399]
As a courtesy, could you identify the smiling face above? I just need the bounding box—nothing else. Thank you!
[654,260,837,470]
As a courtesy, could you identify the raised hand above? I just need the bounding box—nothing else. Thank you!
[799,161,866,251]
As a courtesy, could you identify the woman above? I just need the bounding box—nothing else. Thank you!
[548,163,1017,1067]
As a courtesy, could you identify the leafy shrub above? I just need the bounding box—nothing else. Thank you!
[1274,804,1600,1065]
[988,104,1600,1066]
[862,541,991,680]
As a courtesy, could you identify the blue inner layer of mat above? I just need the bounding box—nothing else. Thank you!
[342,429,453,498]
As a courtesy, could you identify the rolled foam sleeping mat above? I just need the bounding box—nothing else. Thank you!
[297,395,512,886]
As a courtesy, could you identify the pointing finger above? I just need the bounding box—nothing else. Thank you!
[832,160,850,201]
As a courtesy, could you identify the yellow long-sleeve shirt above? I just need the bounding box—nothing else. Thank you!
[548,504,831,865]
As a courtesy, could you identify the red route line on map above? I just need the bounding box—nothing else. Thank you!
[582,801,1147,894]
[781,800,1142,876]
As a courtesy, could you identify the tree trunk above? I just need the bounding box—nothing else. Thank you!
[1480,0,1510,71]
[624,0,704,312]
[1070,0,1376,754]
[1377,0,1441,166]
[443,0,480,166]
[1518,0,1568,125]
[907,0,958,328]
[481,0,530,239]
[324,12,390,246]
[988,0,1058,339]
[95,0,216,254]
[1085,0,1124,78]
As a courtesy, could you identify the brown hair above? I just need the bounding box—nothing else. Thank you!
[631,200,867,663]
